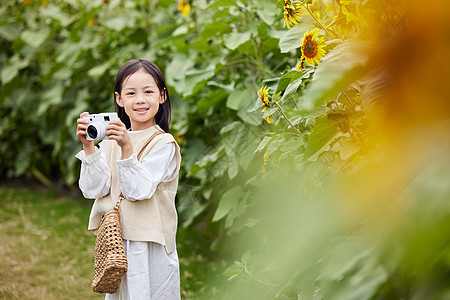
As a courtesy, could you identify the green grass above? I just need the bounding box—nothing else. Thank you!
[0,185,224,299]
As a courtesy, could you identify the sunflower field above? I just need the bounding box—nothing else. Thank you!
[1,0,450,299]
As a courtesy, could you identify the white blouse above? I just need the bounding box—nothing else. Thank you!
[75,143,177,201]
[76,142,181,299]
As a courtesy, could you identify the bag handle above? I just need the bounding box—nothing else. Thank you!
[116,130,165,208]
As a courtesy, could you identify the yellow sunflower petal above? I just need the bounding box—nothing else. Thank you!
[265,116,274,124]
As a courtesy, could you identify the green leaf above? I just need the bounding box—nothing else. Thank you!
[166,55,218,97]
[189,144,224,176]
[165,54,195,86]
[255,136,272,152]
[255,1,277,25]
[227,87,254,110]
[183,63,218,96]
[37,84,64,116]
[278,15,315,53]
[227,87,261,125]
[320,239,373,281]
[197,89,228,113]
[301,40,372,110]
[103,16,129,31]
[237,106,261,126]
[201,21,231,39]
[40,4,75,27]
[222,262,243,280]
[224,31,252,50]
[221,121,261,173]
[21,27,50,48]
[88,62,110,79]
[207,80,234,92]
[227,87,251,110]
[276,70,298,93]
[65,88,89,128]
[0,24,21,41]
[227,154,239,179]
[207,0,237,9]
[331,136,359,160]
[172,25,189,36]
[15,142,33,176]
[280,68,314,102]
[182,200,208,227]
[303,115,342,161]
[262,107,277,118]
[212,186,243,222]
[1,54,30,84]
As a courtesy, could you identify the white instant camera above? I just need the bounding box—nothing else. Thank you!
[83,112,119,141]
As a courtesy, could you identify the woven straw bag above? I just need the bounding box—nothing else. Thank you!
[91,130,164,294]
[92,197,127,293]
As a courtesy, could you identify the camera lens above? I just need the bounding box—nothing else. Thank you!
[86,122,107,140]
[87,125,98,139]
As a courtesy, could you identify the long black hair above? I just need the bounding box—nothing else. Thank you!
[114,59,171,132]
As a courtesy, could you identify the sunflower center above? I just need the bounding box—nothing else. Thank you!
[304,40,316,56]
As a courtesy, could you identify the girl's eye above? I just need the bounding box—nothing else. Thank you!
[145,90,153,94]
[127,92,135,96]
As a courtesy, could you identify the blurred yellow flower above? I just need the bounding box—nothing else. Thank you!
[301,28,326,66]
[283,0,303,29]
[263,152,270,174]
[88,18,95,27]
[258,86,270,112]
[178,0,191,17]
[174,132,185,144]
[264,116,274,124]
[333,0,360,36]
[340,0,359,24]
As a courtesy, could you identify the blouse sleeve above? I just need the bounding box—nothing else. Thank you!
[75,148,111,199]
[116,142,177,201]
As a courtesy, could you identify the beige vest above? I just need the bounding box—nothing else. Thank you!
[87,125,181,254]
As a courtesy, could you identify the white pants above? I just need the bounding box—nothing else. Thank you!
[105,241,180,300]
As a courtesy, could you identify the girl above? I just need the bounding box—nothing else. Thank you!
[75,59,181,299]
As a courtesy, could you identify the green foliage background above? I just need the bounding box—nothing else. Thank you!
[1,0,450,299]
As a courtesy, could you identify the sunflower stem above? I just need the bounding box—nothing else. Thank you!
[244,7,264,80]
[318,0,330,18]
[272,57,290,73]
[322,154,333,166]
[378,0,394,26]
[333,96,341,109]
[190,2,201,37]
[225,59,257,67]
[340,90,353,106]
[305,4,335,39]
[275,102,303,136]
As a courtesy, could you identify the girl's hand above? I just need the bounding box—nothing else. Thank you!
[76,112,95,155]
[106,119,133,159]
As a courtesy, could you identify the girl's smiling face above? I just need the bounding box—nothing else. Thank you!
[115,68,165,131]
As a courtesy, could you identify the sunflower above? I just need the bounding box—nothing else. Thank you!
[283,0,303,29]
[178,0,191,17]
[296,57,305,71]
[300,28,326,66]
[258,86,270,112]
